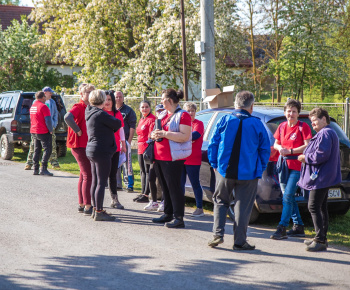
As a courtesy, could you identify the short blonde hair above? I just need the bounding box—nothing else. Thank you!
[183,102,197,111]
[89,89,106,106]
[78,83,87,93]
[81,84,95,94]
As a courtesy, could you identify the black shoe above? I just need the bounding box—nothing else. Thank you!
[304,239,328,247]
[136,195,149,203]
[127,187,134,192]
[33,168,40,175]
[270,225,288,240]
[40,166,53,176]
[84,206,93,216]
[165,218,185,228]
[233,242,255,251]
[152,214,173,223]
[133,194,143,202]
[306,241,327,252]
[94,210,116,221]
[208,236,224,247]
[78,206,84,213]
[287,224,305,237]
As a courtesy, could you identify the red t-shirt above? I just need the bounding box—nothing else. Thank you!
[185,119,204,165]
[154,111,192,161]
[67,100,88,148]
[273,121,312,171]
[105,110,124,152]
[30,100,51,134]
[136,113,156,154]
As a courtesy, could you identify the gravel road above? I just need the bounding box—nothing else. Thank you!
[0,160,349,290]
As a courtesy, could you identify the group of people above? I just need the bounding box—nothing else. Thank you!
[28,86,341,252]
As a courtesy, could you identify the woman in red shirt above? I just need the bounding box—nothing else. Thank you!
[151,89,192,228]
[64,83,95,215]
[181,102,205,217]
[104,91,126,209]
[133,101,158,208]
[270,99,312,240]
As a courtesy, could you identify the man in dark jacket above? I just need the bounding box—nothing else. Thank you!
[207,91,270,250]
[30,91,54,176]
[115,91,137,192]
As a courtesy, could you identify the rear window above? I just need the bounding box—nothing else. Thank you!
[267,117,350,147]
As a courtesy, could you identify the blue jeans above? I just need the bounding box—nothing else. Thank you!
[279,170,304,227]
[181,165,203,208]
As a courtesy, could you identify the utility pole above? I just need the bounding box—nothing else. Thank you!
[180,0,188,101]
[201,0,215,104]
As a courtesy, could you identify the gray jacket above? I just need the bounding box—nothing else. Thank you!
[158,105,192,161]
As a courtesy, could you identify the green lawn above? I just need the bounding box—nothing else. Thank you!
[13,148,350,248]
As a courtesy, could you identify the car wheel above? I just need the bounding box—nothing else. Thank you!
[57,142,67,157]
[0,134,14,160]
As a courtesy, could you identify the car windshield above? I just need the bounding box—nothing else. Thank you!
[266,117,350,147]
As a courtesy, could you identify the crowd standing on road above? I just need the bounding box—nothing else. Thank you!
[25,85,342,252]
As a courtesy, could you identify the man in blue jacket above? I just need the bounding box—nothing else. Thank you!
[207,91,270,250]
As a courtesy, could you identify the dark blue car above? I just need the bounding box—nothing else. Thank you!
[184,106,350,223]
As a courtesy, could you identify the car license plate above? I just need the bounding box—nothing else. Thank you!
[328,188,342,199]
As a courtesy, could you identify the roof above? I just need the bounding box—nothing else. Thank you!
[0,5,34,30]
[224,56,253,68]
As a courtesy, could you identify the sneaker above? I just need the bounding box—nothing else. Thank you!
[270,225,288,240]
[84,206,93,216]
[24,164,32,170]
[306,241,327,252]
[78,206,84,213]
[110,201,124,209]
[208,236,224,247]
[133,194,143,202]
[157,201,164,212]
[127,187,134,192]
[144,201,159,211]
[233,242,255,251]
[304,239,328,247]
[152,214,173,223]
[136,195,149,203]
[94,210,116,221]
[191,208,204,217]
[165,218,185,228]
[287,224,305,237]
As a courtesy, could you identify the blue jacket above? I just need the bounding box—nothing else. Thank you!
[45,99,58,128]
[208,109,271,180]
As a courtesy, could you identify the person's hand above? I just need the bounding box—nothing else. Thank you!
[121,141,127,153]
[298,154,306,163]
[279,148,290,156]
[152,129,166,140]
[77,130,82,137]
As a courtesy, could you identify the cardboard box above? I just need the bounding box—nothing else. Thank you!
[203,86,235,108]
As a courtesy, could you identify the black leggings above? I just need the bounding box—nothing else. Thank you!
[155,160,185,218]
[109,151,120,195]
[89,155,112,211]
[138,154,157,201]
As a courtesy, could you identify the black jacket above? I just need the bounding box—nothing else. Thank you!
[85,105,121,158]
[118,103,137,140]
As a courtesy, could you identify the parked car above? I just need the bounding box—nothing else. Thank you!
[0,91,67,160]
[184,106,350,223]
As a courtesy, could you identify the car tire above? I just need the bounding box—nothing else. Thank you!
[57,142,67,158]
[228,201,260,224]
[0,134,14,160]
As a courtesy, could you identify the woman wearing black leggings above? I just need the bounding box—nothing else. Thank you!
[86,89,121,221]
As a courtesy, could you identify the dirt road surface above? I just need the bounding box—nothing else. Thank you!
[0,160,349,289]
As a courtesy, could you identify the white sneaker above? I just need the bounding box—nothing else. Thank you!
[191,208,204,217]
[144,201,159,211]
[157,201,164,212]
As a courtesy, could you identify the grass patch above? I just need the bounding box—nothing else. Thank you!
[12,148,350,247]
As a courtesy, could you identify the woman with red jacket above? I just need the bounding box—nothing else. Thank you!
[104,91,126,209]
[64,83,95,215]
[133,101,158,209]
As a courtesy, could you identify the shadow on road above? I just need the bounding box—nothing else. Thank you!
[0,254,332,289]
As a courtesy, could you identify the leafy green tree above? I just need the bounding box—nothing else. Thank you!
[0,0,20,5]
[0,17,69,92]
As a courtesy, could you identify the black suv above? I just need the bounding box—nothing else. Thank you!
[0,91,67,160]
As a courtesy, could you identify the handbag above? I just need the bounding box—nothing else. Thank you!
[143,140,155,164]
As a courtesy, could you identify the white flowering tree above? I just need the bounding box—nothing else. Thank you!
[30,0,246,97]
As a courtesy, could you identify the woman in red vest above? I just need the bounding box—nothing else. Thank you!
[64,83,95,215]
